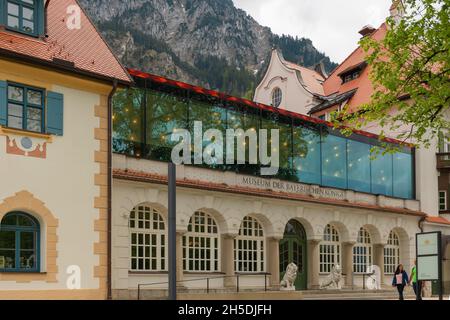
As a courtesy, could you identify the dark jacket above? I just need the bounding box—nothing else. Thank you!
[392,271,409,286]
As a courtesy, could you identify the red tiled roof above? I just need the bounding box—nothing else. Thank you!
[0,0,131,84]
[425,216,450,226]
[319,23,388,114]
[113,168,426,218]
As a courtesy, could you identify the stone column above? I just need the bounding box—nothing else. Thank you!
[267,237,281,289]
[374,243,385,285]
[342,241,356,288]
[221,234,237,288]
[176,231,185,285]
[307,239,321,289]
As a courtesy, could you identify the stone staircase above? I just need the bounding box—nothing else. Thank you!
[301,288,417,300]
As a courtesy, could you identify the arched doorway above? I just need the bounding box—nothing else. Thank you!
[279,220,307,290]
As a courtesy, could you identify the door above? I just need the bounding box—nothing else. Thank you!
[279,220,307,290]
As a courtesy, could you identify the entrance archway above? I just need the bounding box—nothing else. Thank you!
[279,219,307,290]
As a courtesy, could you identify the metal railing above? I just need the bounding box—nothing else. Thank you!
[137,273,271,300]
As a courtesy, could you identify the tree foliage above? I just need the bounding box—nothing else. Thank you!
[335,0,449,148]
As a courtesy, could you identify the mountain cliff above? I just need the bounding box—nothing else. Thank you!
[79,0,337,97]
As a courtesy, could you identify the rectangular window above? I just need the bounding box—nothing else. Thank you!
[371,150,393,196]
[7,83,44,133]
[347,140,371,193]
[6,0,39,36]
[440,191,447,211]
[321,134,347,189]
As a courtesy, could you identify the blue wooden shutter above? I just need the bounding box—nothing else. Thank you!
[0,81,7,126]
[37,0,45,36]
[46,91,64,135]
[0,1,5,27]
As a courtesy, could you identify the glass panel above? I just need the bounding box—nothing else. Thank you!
[371,151,393,196]
[20,250,36,269]
[0,250,16,269]
[22,0,35,4]
[393,152,413,199]
[1,215,17,226]
[321,134,347,189]
[347,140,371,193]
[22,20,34,33]
[27,90,42,105]
[0,231,15,250]
[147,90,188,161]
[112,88,145,156]
[20,232,35,250]
[7,3,19,16]
[17,214,35,226]
[23,7,34,21]
[293,126,321,184]
[8,116,23,129]
[8,103,23,117]
[8,86,23,102]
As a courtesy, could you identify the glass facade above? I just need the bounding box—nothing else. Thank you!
[113,82,415,200]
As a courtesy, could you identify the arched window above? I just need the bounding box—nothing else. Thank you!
[0,212,40,272]
[183,211,219,272]
[272,87,282,108]
[384,231,400,274]
[353,227,372,273]
[320,224,341,273]
[129,205,166,271]
[234,216,265,273]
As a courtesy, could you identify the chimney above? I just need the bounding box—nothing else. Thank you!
[390,0,405,25]
[358,25,376,37]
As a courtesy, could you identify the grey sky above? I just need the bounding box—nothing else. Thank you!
[233,0,392,63]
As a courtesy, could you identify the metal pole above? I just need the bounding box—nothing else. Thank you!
[168,162,177,300]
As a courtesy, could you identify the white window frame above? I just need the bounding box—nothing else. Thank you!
[183,211,220,273]
[353,227,373,274]
[234,216,265,273]
[384,231,400,274]
[320,224,341,274]
[129,205,167,272]
[439,191,447,211]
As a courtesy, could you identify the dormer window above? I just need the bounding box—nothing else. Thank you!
[338,61,367,84]
[3,0,44,37]
[272,87,282,108]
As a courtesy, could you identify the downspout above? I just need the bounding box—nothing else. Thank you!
[107,80,118,300]
[418,216,426,233]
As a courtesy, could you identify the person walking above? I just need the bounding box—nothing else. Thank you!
[392,264,409,300]
[409,260,422,300]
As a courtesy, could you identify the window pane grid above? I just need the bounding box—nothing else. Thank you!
[7,84,44,133]
[384,231,400,274]
[6,0,37,35]
[234,216,265,273]
[129,206,166,272]
[320,224,341,273]
[183,212,219,272]
[353,228,373,274]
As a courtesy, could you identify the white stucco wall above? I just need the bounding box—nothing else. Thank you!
[0,85,101,290]
[254,51,316,115]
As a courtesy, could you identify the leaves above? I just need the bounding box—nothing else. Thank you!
[334,0,450,149]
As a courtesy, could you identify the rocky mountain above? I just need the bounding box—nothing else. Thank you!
[79,0,337,97]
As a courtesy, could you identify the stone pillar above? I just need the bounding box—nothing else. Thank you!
[374,243,385,285]
[267,237,281,289]
[307,239,321,289]
[342,241,356,288]
[176,231,185,285]
[221,234,237,288]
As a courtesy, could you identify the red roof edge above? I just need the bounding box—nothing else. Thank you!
[127,68,414,148]
[425,216,450,226]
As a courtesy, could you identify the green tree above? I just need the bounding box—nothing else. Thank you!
[335,0,449,148]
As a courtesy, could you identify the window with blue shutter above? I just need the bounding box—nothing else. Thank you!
[4,0,45,37]
[5,82,45,133]
[46,91,64,136]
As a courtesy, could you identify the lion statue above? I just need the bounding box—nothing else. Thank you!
[320,264,342,290]
[280,262,298,291]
